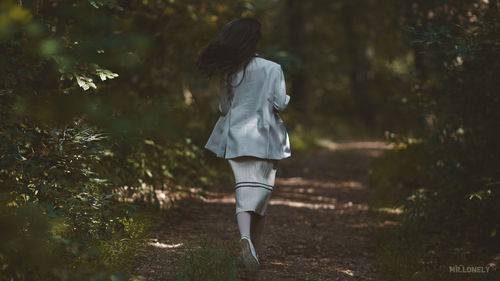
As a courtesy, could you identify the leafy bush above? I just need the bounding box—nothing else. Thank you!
[0,1,259,279]
[368,1,500,279]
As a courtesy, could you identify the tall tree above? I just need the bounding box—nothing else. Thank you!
[341,1,374,127]
[286,0,307,115]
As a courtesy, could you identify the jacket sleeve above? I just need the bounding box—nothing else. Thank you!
[218,80,233,116]
[272,66,291,112]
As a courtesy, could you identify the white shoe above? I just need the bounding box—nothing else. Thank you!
[240,236,259,270]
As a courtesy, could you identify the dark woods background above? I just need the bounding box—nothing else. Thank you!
[1,0,499,280]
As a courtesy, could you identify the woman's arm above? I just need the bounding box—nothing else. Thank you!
[272,66,291,112]
[218,79,232,116]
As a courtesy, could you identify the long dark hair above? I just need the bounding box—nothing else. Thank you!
[197,18,261,92]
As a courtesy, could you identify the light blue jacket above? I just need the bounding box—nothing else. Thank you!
[204,57,291,160]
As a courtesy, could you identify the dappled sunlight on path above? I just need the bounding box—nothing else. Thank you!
[316,139,394,151]
[131,141,390,280]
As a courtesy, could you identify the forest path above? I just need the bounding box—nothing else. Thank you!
[131,141,393,281]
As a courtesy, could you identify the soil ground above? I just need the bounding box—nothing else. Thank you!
[130,141,393,281]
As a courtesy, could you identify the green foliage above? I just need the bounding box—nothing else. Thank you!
[368,139,428,188]
[1,0,274,280]
[368,1,500,279]
[288,124,322,152]
[0,201,56,280]
[371,210,500,281]
[3,0,498,279]
[77,205,168,278]
[0,117,131,280]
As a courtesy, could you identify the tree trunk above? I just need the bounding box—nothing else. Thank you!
[341,2,374,127]
[405,1,427,80]
[287,0,307,115]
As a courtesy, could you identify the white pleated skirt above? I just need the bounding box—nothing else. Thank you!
[228,156,278,216]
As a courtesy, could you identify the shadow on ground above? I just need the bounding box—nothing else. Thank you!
[130,140,393,281]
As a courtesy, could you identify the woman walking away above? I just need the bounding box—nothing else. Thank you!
[198,18,292,272]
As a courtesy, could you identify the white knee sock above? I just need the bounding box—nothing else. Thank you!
[236,211,252,239]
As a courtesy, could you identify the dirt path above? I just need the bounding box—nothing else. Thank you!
[131,141,393,281]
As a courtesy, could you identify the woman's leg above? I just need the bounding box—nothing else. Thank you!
[236,211,252,239]
[236,211,266,251]
[250,212,266,254]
